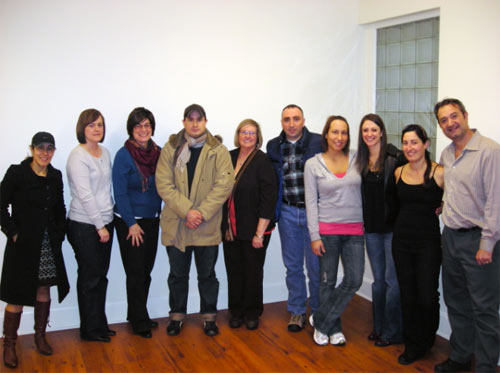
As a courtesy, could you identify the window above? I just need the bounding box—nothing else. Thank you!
[376,17,439,158]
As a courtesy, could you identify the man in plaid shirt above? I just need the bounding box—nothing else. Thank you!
[267,105,322,332]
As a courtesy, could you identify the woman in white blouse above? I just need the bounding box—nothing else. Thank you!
[66,109,115,342]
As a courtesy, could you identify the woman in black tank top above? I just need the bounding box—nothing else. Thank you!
[392,125,444,366]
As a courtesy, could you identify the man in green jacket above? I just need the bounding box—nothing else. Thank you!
[156,104,234,337]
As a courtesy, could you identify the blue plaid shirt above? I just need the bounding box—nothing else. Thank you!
[281,138,305,207]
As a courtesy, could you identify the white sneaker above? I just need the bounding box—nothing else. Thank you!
[309,314,314,327]
[313,328,329,346]
[330,332,346,346]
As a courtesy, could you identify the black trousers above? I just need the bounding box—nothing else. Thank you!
[167,245,219,321]
[67,219,114,338]
[223,235,270,320]
[392,236,441,355]
[115,216,159,333]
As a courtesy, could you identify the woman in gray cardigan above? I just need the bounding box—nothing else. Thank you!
[304,115,364,346]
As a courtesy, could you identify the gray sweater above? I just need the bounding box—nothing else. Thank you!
[304,151,363,241]
[66,145,114,229]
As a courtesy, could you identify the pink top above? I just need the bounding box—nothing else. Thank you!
[335,172,346,178]
[319,221,364,235]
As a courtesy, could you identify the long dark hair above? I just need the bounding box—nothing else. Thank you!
[401,124,432,186]
[355,113,388,175]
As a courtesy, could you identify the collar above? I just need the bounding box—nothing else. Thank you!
[279,126,310,147]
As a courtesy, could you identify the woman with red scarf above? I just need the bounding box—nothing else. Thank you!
[112,107,162,338]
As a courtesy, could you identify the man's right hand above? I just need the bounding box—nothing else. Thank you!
[185,209,203,229]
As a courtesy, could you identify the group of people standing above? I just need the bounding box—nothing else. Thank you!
[0,99,498,372]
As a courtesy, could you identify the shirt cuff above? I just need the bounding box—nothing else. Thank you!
[479,237,496,253]
[310,232,321,242]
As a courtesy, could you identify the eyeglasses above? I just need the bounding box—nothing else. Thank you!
[34,145,55,153]
[134,123,152,130]
[240,130,257,136]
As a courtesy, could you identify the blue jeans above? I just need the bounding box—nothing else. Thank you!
[312,234,364,335]
[167,245,219,322]
[278,203,320,315]
[365,232,403,342]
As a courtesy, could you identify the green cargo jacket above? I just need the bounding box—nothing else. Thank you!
[155,129,234,252]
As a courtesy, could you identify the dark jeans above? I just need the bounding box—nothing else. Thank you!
[167,245,219,321]
[313,234,365,336]
[67,219,114,338]
[392,236,441,355]
[223,235,270,320]
[115,216,159,333]
[442,226,500,373]
[365,232,403,342]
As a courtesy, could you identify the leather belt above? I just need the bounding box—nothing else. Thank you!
[456,226,481,233]
[282,199,305,209]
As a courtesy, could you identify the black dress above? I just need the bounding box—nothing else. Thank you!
[392,167,443,355]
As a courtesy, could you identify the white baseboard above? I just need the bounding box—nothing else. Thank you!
[4,276,454,340]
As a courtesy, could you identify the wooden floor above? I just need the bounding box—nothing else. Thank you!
[0,296,467,372]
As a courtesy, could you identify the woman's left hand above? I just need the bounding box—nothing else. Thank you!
[127,223,145,247]
[252,234,264,248]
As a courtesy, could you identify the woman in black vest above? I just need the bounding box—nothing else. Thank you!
[355,114,405,347]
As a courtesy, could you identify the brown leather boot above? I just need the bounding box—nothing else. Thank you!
[34,301,52,356]
[3,310,22,369]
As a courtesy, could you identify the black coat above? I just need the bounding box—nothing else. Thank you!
[0,158,69,306]
[222,149,278,240]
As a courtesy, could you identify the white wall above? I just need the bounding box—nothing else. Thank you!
[358,0,500,348]
[0,0,368,334]
[2,0,498,342]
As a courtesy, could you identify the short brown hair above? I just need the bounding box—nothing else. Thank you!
[321,115,350,154]
[76,109,105,144]
[233,119,263,149]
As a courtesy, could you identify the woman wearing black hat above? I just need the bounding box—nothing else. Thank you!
[0,132,70,369]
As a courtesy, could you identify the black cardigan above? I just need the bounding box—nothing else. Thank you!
[0,158,70,306]
[360,143,407,230]
[222,149,278,240]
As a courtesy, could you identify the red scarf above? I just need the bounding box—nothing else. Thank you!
[124,139,161,192]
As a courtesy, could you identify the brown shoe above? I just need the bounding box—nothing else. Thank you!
[287,314,306,332]
[34,300,52,356]
[3,310,22,368]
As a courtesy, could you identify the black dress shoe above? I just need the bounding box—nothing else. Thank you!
[245,319,259,330]
[229,317,243,329]
[367,331,380,341]
[203,321,219,337]
[375,339,402,347]
[166,320,183,336]
[134,330,152,339]
[107,329,116,337]
[398,350,425,365]
[81,335,111,342]
[434,358,472,372]
[150,320,159,328]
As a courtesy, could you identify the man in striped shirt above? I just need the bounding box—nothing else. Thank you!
[434,98,500,373]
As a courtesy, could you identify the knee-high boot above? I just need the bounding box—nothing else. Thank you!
[34,301,52,356]
[3,310,22,369]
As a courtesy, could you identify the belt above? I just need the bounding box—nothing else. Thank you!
[282,199,305,209]
[456,226,481,233]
